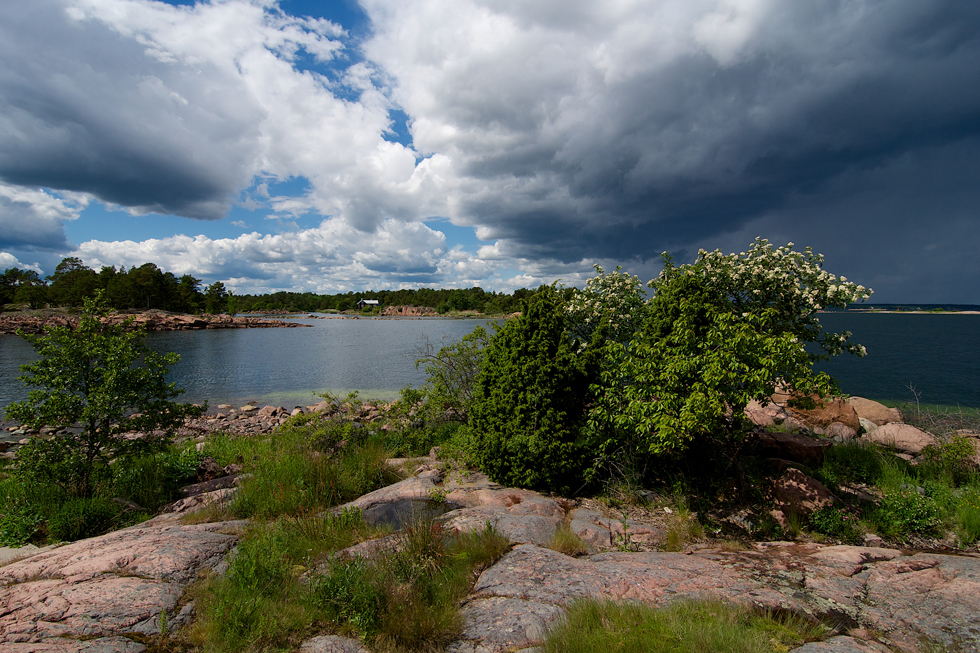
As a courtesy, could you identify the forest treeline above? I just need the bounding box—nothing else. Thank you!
[0,257,533,315]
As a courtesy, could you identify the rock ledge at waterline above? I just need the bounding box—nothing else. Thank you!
[0,311,308,335]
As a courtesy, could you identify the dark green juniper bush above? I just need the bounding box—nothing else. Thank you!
[5,291,202,498]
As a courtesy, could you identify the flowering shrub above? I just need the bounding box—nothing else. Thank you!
[566,265,646,345]
[588,238,872,466]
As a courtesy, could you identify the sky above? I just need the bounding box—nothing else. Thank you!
[1,0,979,302]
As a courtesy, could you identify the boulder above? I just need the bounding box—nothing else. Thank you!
[771,468,837,526]
[789,397,860,432]
[825,422,857,441]
[745,399,789,427]
[865,423,936,454]
[858,417,878,434]
[846,397,902,426]
[334,475,456,530]
[194,456,225,482]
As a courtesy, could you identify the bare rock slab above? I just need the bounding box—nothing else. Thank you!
[442,489,564,546]
[298,635,372,653]
[453,543,980,653]
[0,521,241,646]
[3,635,148,652]
[790,635,892,653]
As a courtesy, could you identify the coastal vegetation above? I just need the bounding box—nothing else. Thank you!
[1,257,534,315]
[2,239,980,652]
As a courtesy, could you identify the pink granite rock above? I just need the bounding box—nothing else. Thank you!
[298,635,372,653]
[0,521,240,646]
[846,398,903,426]
[865,423,936,454]
[448,542,980,653]
[771,468,837,526]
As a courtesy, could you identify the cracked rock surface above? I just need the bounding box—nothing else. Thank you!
[448,543,980,653]
[0,520,242,651]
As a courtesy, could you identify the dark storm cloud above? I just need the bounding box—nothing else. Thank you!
[0,0,264,221]
[366,0,980,298]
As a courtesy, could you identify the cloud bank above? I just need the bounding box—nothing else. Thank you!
[1,0,979,301]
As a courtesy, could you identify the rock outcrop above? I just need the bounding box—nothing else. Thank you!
[380,305,438,317]
[0,311,307,335]
[447,542,980,652]
[0,520,243,650]
[847,398,903,426]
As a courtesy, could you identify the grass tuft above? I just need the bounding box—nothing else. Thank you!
[542,598,829,653]
[548,525,589,556]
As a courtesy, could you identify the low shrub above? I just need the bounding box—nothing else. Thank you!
[542,598,828,653]
[0,502,45,546]
[807,505,861,543]
[816,440,884,487]
[921,436,979,485]
[47,497,121,541]
[113,448,203,512]
[874,487,943,539]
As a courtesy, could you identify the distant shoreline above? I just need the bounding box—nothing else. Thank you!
[833,309,980,315]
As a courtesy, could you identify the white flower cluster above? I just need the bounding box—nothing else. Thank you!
[656,238,872,314]
[566,265,646,342]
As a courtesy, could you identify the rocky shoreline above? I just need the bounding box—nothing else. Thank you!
[3,396,980,651]
[3,453,980,651]
[0,311,311,335]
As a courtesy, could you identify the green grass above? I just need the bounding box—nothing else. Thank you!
[178,410,510,653]
[548,525,589,556]
[955,487,980,546]
[310,519,510,652]
[186,510,386,653]
[187,513,510,653]
[542,598,829,653]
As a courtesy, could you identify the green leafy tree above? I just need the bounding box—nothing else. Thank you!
[205,281,229,314]
[5,292,202,497]
[6,269,48,308]
[468,286,605,493]
[47,257,98,307]
[589,239,872,469]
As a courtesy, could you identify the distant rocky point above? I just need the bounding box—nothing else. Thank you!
[0,311,310,335]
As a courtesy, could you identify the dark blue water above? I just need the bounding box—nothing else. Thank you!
[815,312,980,407]
[2,313,978,411]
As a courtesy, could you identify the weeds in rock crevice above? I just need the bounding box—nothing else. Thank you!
[311,520,510,653]
[542,598,829,653]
